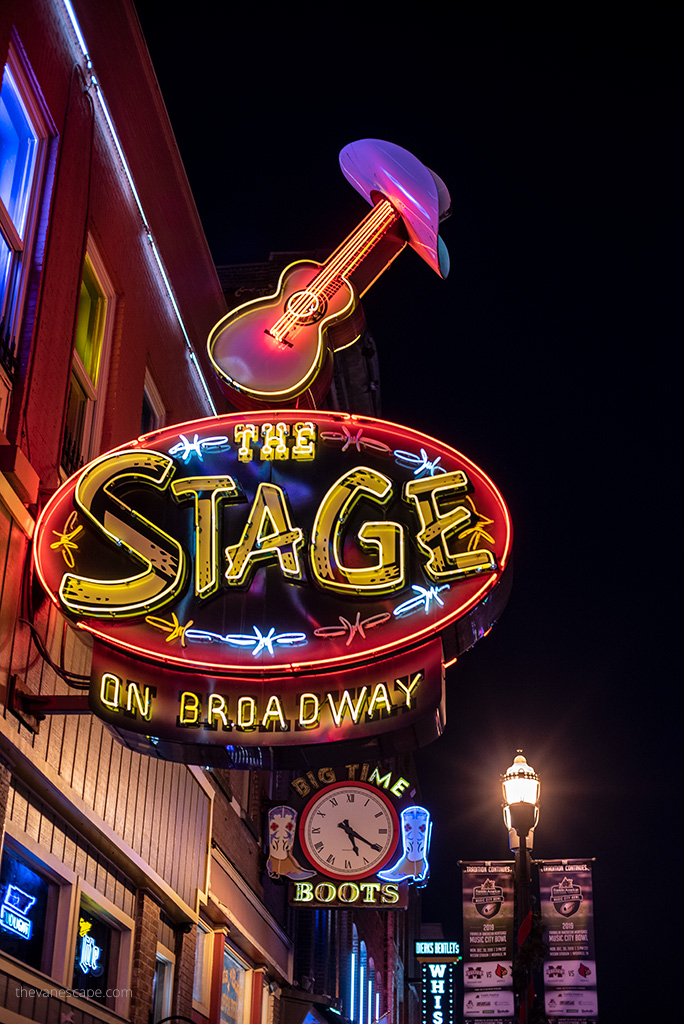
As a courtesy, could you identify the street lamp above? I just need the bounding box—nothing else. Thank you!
[501,752,547,1024]
[502,751,540,851]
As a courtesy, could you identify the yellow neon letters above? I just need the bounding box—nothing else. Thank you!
[224,482,304,586]
[232,420,317,461]
[171,475,243,598]
[311,467,404,595]
[404,472,497,582]
[60,450,186,618]
[292,881,400,905]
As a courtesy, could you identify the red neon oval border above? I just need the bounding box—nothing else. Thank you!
[33,411,512,675]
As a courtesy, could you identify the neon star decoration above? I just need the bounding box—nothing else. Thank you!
[50,511,83,568]
[145,612,195,646]
[460,495,496,551]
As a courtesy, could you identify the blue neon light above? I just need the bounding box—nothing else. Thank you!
[185,625,307,657]
[394,448,447,477]
[168,433,230,462]
[0,885,36,940]
[393,585,450,618]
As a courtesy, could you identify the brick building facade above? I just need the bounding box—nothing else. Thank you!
[0,3,297,1023]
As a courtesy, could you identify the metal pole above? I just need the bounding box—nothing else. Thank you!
[514,830,531,1023]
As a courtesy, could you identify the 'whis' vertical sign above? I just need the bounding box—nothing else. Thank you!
[421,961,455,1024]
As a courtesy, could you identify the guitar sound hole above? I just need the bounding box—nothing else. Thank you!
[286,290,327,324]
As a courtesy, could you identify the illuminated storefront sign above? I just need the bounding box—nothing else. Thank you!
[72,908,111,1003]
[34,411,511,764]
[286,763,428,909]
[419,960,458,1024]
[415,935,461,1024]
[0,885,36,939]
[78,917,104,975]
[415,941,461,958]
[291,879,405,908]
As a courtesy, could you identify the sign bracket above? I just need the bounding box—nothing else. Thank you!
[8,675,90,733]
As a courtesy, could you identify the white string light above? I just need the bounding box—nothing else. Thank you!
[60,0,217,415]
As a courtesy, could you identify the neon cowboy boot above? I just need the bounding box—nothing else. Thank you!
[377,805,432,883]
[266,805,316,880]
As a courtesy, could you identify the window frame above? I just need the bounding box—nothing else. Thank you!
[0,830,75,985]
[61,239,115,475]
[70,879,133,1017]
[221,938,253,1024]
[0,37,52,394]
[141,365,166,436]
[152,942,176,1023]
[192,919,213,1015]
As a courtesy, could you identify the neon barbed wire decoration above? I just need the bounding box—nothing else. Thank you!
[183,625,307,657]
[145,612,195,647]
[460,495,496,550]
[394,447,447,477]
[393,584,450,618]
[314,610,391,646]
[320,426,391,456]
[50,511,83,568]
[168,433,231,462]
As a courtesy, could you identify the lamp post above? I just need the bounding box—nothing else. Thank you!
[501,751,547,1024]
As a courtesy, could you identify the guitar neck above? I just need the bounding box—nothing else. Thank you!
[316,199,406,298]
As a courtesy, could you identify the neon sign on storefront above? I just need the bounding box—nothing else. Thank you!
[34,411,511,765]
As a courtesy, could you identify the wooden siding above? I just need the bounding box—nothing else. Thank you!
[1,514,210,912]
[7,776,136,916]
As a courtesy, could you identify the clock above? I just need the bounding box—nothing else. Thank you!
[299,781,399,880]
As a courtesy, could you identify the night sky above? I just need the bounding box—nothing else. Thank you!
[134,6,677,1018]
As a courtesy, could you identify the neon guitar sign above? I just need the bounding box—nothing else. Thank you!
[207,139,451,410]
[30,141,513,768]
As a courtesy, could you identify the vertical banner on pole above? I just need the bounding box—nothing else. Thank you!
[461,861,515,1023]
[538,859,598,1022]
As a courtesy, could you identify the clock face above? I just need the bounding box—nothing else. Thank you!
[299,782,399,880]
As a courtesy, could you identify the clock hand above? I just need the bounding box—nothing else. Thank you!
[344,824,382,852]
[337,819,360,856]
[355,834,382,852]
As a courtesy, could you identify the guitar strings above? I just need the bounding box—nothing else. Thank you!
[268,200,399,342]
[270,201,394,337]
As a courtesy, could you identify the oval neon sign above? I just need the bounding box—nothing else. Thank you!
[33,411,511,762]
[35,411,511,671]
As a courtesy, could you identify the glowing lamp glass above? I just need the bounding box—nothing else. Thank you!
[501,753,540,836]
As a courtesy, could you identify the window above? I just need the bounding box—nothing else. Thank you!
[221,944,248,1024]
[72,905,115,1001]
[193,921,212,1014]
[0,846,58,972]
[0,41,51,424]
[71,893,132,1014]
[61,245,114,474]
[141,366,165,435]
[152,949,174,1023]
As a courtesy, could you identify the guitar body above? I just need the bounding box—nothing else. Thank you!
[208,261,363,409]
